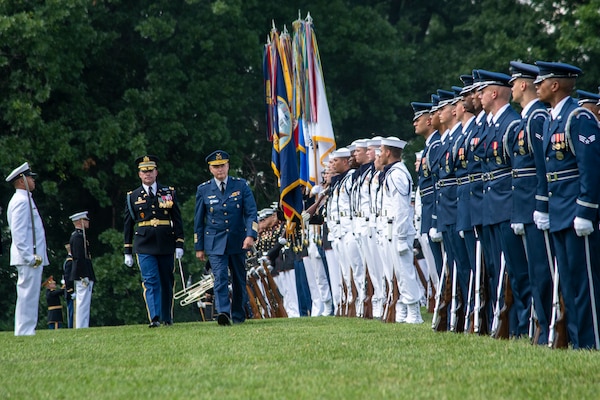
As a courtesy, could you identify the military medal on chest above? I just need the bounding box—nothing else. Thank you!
[518,130,526,155]
[421,158,429,177]
[492,141,501,164]
[445,152,450,173]
[459,147,466,168]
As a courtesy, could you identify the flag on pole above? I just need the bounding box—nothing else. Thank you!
[265,25,303,225]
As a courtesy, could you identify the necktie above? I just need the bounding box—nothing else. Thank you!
[220,182,225,194]
[148,186,154,198]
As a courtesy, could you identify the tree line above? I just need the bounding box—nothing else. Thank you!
[0,0,598,329]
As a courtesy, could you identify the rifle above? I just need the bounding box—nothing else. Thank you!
[248,268,272,318]
[427,279,436,314]
[363,267,374,319]
[464,269,474,333]
[494,272,512,340]
[260,263,288,318]
[548,258,568,349]
[347,271,358,318]
[449,263,459,332]
[384,275,400,323]
[432,249,450,331]
[490,253,506,338]
[257,266,282,318]
[245,283,261,319]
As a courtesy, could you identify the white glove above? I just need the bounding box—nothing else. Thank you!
[310,185,322,196]
[71,293,76,300]
[175,248,184,259]
[429,227,443,243]
[574,216,594,237]
[301,211,310,223]
[397,241,410,255]
[124,254,134,267]
[533,211,550,231]
[459,230,464,239]
[278,237,288,245]
[511,223,525,236]
[257,256,270,265]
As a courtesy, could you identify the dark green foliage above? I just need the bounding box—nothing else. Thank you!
[1,0,598,329]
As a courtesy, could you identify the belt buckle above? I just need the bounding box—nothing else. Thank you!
[512,170,518,178]
[150,218,159,227]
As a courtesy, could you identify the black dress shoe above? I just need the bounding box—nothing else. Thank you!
[149,321,161,328]
[217,313,232,326]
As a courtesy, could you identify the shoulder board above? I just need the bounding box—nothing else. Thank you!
[232,177,241,181]
[66,256,73,261]
[199,180,210,187]
[169,186,174,190]
[127,190,133,195]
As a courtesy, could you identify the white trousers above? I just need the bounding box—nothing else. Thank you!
[419,233,439,290]
[275,270,299,318]
[324,248,342,315]
[75,280,94,328]
[14,265,44,336]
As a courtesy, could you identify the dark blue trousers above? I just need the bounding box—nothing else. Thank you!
[208,252,247,323]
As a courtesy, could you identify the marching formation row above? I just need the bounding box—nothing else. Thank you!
[247,60,600,352]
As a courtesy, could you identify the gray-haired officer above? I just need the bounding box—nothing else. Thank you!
[535,61,600,349]
[6,162,49,336]
[69,211,95,328]
[124,155,185,327]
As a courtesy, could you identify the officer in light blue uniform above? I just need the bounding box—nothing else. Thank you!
[477,70,531,337]
[535,61,600,349]
[195,150,258,326]
[507,61,553,344]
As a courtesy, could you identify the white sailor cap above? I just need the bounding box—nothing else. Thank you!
[352,139,369,149]
[69,211,89,221]
[331,148,351,158]
[5,162,36,183]
[381,136,407,149]
[367,136,383,147]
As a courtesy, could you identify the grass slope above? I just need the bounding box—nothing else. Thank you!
[1,313,599,399]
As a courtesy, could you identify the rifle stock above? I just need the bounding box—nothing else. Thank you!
[246,283,261,319]
[385,275,400,323]
[262,263,288,318]
[493,273,512,340]
[363,267,374,319]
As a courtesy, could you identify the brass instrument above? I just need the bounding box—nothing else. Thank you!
[174,258,214,307]
[174,274,214,307]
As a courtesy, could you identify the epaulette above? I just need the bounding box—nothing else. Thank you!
[168,186,175,190]
[66,256,73,261]
[233,177,240,180]
[199,180,210,187]
[127,190,133,195]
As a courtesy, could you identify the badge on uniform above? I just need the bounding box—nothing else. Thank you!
[135,197,145,205]
[230,191,240,198]
[579,134,596,144]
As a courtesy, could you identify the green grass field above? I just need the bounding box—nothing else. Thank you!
[2,312,599,399]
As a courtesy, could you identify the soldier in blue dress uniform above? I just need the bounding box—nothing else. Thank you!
[576,90,600,117]
[535,61,600,349]
[477,70,531,337]
[508,61,553,344]
[194,150,258,326]
[124,155,185,327]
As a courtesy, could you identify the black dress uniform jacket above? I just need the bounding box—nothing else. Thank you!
[69,228,96,282]
[124,183,184,255]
